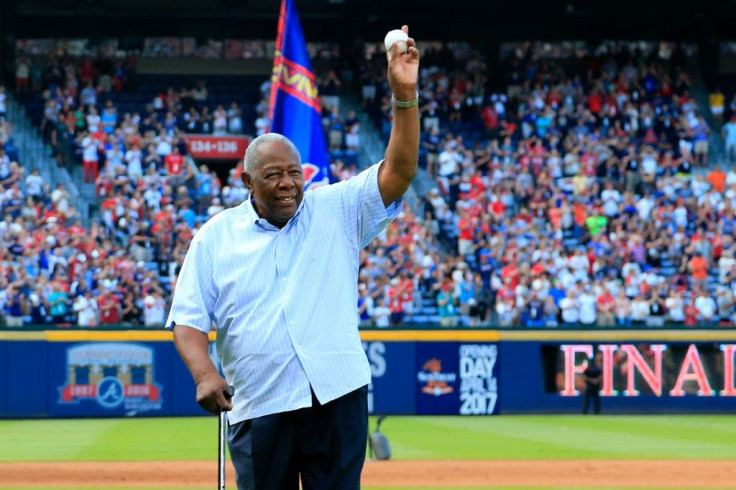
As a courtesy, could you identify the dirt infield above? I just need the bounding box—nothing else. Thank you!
[2,460,736,487]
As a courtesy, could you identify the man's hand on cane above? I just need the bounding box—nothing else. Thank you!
[195,371,233,414]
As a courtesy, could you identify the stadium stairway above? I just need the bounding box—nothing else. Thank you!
[338,92,427,213]
[6,93,90,226]
[686,53,726,167]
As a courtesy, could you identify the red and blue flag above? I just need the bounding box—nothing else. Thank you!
[269,0,331,189]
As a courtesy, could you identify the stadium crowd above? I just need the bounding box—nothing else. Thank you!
[2,39,736,329]
[359,40,736,328]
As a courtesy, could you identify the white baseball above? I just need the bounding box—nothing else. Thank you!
[384,29,408,53]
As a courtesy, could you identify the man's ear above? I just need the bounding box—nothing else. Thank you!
[241,171,252,192]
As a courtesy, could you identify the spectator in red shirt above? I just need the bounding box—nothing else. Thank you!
[548,204,562,231]
[587,88,602,115]
[480,104,499,140]
[688,253,710,291]
[489,197,505,218]
[684,296,699,327]
[165,145,185,176]
[98,289,121,324]
[456,208,474,257]
[500,259,519,290]
[79,57,93,86]
[399,271,415,317]
[387,278,404,325]
[596,285,615,326]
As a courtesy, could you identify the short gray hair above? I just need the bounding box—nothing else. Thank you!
[243,133,301,175]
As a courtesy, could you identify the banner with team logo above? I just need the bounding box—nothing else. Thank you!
[56,343,163,415]
[0,339,217,418]
[35,340,206,418]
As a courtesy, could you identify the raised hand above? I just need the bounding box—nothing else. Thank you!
[385,25,419,99]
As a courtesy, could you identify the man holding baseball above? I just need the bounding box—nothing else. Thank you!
[166,25,420,490]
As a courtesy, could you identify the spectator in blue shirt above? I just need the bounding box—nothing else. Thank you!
[548,279,567,308]
[196,164,213,216]
[101,100,117,134]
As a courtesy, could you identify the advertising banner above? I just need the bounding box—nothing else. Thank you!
[363,341,415,415]
[415,343,499,415]
[415,342,460,415]
[544,342,736,398]
[2,340,48,417]
[7,330,734,418]
[457,343,500,416]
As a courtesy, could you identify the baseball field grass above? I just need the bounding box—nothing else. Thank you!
[1,414,735,489]
[2,414,735,461]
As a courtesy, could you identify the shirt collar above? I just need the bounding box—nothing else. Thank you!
[246,193,306,231]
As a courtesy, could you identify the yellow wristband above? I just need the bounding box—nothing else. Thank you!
[392,92,419,109]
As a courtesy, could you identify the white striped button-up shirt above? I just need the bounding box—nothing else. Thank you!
[166,162,402,423]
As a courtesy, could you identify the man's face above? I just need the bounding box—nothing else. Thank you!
[242,141,304,228]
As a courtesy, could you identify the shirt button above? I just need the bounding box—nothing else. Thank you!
[300,370,305,375]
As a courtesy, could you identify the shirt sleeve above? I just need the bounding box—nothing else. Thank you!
[327,160,403,249]
[164,230,217,333]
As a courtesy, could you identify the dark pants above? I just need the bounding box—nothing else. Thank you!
[227,385,368,490]
[582,386,600,414]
